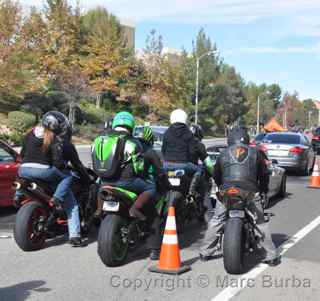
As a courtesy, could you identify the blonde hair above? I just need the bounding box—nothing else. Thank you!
[42,128,54,153]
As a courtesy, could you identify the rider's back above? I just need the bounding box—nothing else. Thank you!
[162,123,196,163]
[92,129,142,181]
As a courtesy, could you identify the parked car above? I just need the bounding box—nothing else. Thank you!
[206,143,286,205]
[311,127,320,154]
[260,132,315,175]
[0,140,20,207]
[250,133,267,147]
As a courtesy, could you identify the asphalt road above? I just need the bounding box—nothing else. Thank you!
[1,141,320,301]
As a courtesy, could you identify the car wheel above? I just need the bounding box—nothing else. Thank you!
[300,163,309,176]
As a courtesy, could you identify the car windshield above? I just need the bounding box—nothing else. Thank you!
[263,134,300,144]
[0,146,14,163]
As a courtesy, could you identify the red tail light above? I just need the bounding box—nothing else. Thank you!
[226,187,240,195]
[312,136,320,140]
[289,146,304,154]
[250,142,256,147]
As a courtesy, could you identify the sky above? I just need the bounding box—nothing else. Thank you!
[21,0,320,100]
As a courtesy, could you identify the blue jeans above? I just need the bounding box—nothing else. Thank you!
[18,166,80,238]
[163,162,202,175]
[103,178,157,199]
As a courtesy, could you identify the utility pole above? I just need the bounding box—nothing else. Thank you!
[256,95,260,134]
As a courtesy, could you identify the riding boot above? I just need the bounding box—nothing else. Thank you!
[189,171,202,196]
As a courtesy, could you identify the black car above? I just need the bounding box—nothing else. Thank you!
[311,127,320,154]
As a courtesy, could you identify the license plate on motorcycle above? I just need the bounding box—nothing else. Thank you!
[229,210,245,218]
[103,201,120,212]
[169,178,180,186]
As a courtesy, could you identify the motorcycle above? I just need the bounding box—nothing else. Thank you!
[97,184,167,267]
[216,185,264,274]
[166,168,208,231]
[13,168,98,251]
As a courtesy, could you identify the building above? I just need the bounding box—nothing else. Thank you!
[120,18,135,50]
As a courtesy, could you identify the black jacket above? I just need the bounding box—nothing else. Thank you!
[63,140,91,183]
[162,123,207,164]
[213,146,269,193]
[21,129,65,169]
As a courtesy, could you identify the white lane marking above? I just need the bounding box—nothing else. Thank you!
[211,215,320,301]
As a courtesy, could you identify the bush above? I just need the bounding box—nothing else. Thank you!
[7,111,36,132]
[79,100,109,124]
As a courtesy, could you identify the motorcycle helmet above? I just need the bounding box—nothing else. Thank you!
[112,111,135,132]
[42,111,71,137]
[142,126,155,146]
[170,109,188,125]
[190,123,204,141]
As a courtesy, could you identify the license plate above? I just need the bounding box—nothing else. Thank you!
[268,150,288,157]
[229,210,245,218]
[103,201,120,212]
[169,178,181,186]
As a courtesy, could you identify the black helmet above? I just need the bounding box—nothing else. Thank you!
[227,127,250,146]
[42,111,71,138]
[190,123,204,141]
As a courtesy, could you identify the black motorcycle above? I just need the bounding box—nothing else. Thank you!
[218,185,264,274]
[166,168,208,231]
[13,168,98,251]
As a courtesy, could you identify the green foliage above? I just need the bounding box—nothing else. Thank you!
[7,111,36,132]
[79,100,109,124]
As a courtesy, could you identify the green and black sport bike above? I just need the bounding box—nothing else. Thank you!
[97,184,167,267]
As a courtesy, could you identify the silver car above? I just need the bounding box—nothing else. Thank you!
[260,132,315,175]
[207,144,286,208]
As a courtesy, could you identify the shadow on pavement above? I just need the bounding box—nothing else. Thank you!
[0,280,50,301]
[268,192,293,209]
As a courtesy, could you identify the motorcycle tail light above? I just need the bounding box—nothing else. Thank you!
[289,146,304,154]
[226,187,240,195]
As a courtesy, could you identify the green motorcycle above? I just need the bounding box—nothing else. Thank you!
[97,184,167,267]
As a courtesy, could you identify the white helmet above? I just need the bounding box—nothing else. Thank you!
[170,109,188,125]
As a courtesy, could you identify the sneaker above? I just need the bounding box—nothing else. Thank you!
[69,237,86,247]
[199,254,213,262]
[149,249,160,261]
[263,256,281,266]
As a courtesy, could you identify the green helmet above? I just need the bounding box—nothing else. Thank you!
[112,111,135,131]
[143,126,154,145]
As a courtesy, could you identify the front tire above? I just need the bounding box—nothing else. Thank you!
[14,201,48,251]
[223,218,245,274]
[97,214,129,267]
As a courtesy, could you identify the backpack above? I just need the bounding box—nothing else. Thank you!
[91,134,126,180]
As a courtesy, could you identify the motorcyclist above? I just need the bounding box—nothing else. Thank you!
[161,109,214,195]
[15,111,83,247]
[137,126,171,259]
[92,112,160,259]
[199,127,280,266]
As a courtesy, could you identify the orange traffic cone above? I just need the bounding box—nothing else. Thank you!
[308,159,320,188]
[149,206,190,275]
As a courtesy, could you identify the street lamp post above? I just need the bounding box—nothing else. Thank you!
[256,95,260,134]
[195,50,218,125]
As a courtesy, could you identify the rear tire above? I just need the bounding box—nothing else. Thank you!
[14,201,48,251]
[278,174,287,198]
[97,214,129,267]
[223,218,245,274]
